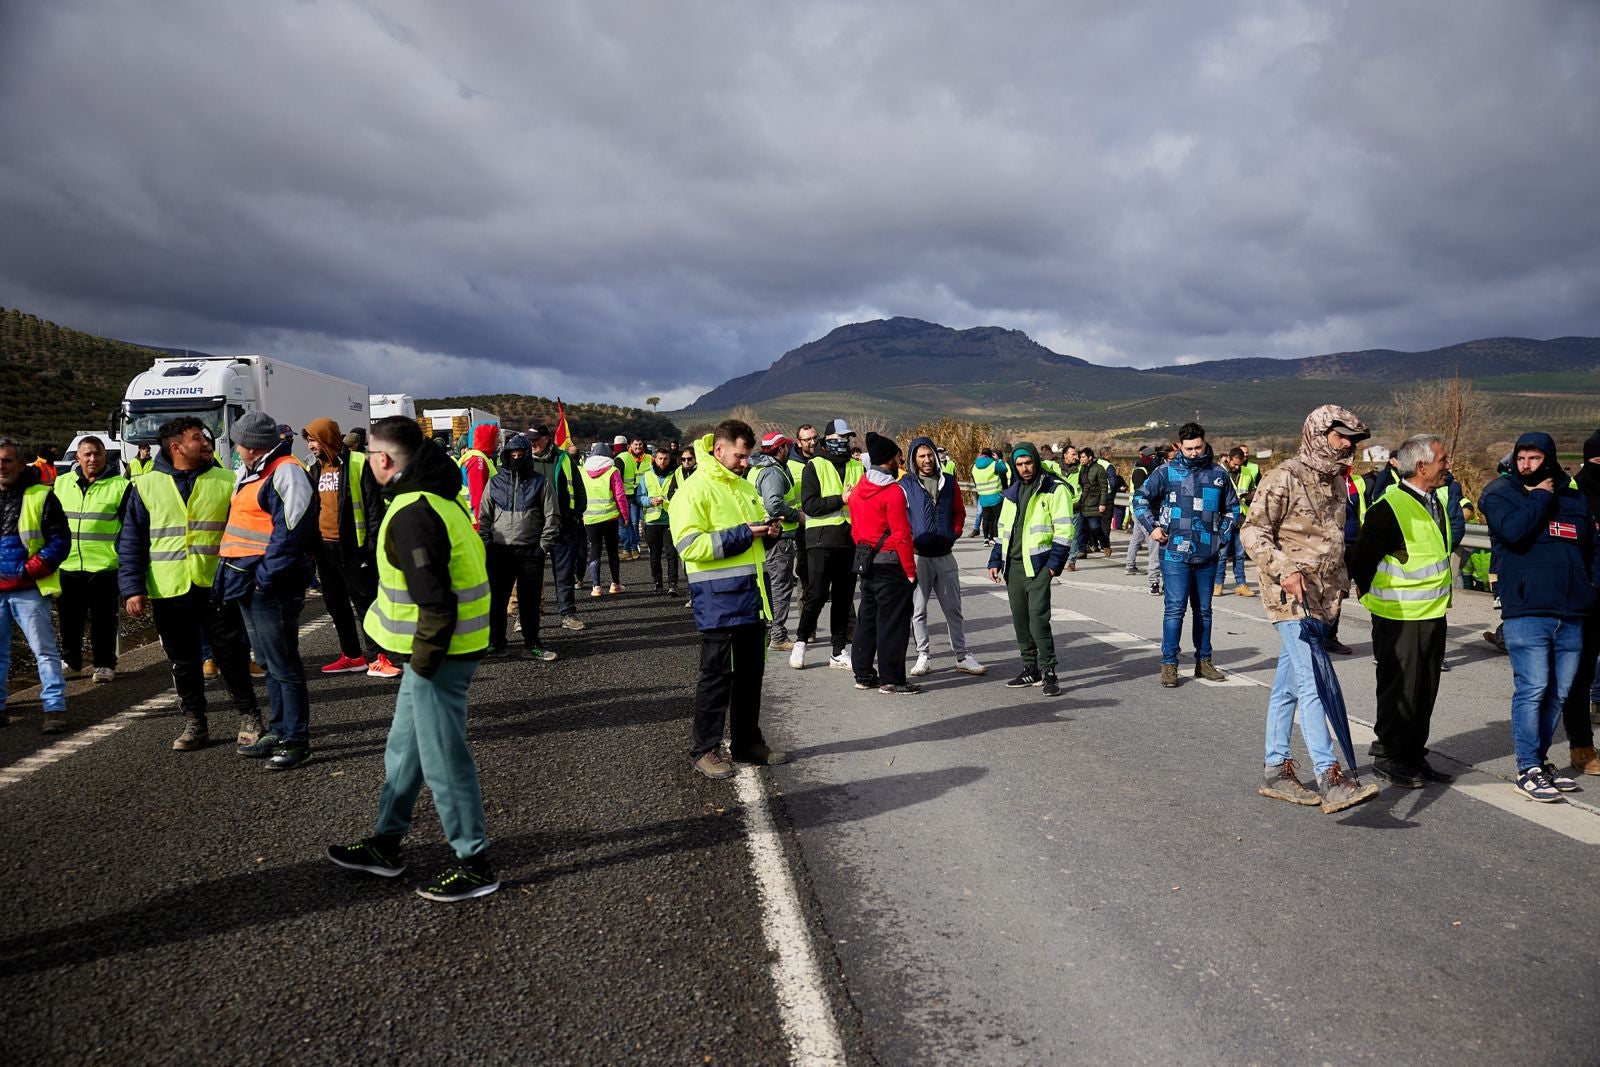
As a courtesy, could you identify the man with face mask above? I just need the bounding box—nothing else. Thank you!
[1480,431,1599,802]
[792,418,864,671]
[1240,405,1380,815]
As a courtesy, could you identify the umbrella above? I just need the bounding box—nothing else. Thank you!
[1296,614,1359,773]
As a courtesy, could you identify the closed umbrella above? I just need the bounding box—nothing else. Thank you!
[1297,614,1359,772]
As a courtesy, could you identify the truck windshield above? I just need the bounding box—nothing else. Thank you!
[123,402,225,447]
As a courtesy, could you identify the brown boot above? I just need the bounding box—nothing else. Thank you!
[1234,584,1257,597]
[1194,659,1225,682]
[172,719,210,751]
[693,750,736,779]
[1160,663,1180,688]
[1570,745,1600,776]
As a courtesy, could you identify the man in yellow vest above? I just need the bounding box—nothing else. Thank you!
[1349,433,1455,789]
[639,444,682,596]
[616,434,650,559]
[793,418,863,670]
[670,419,786,779]
[304,418,395,678]
[0,439,71,732]
[118,417,262,751]
[987,442,1074,697]
[53,436,129,685]
[126,443,155,478]
[326,415,499,902]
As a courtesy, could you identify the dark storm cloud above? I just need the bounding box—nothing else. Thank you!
[1,0,1595,406]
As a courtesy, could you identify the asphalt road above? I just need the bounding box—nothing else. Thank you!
[5,533,1599,1065]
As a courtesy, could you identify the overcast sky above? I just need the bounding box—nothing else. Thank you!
[2,1,1596,408]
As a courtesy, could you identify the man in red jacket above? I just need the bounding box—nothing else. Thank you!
[849,433,920,695]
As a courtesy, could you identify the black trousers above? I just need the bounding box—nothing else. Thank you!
[644,522,680,589]
[314,539,379,661]
[796,545,856,654]
[852,560,914,686]
[57,569,120,669]
[691,622,767,758]
[1369,615,1447,765]
[151,587,258,724]
[550,526,581,617]
[1560,610,1600,750]
[488,543,546,649]
[980,503,1000,539]
[585,519,620,587]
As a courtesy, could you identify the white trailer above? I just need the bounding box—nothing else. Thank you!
[117,355,368,467]
[370,393,417,421]
[420,407,499,450]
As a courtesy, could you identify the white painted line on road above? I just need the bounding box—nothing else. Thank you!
[1450,782,1600,845]
[733,768,846,1067]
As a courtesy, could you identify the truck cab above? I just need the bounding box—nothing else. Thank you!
[118,358,253,463]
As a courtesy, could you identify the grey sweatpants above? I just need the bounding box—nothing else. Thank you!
[764,537,798,644]
[912,552,969,658]
[1125,521,1159,571]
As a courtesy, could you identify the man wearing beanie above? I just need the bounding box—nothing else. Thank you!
[219,410,319,769]
[850,433,920,693]
[1482,430,1599,801]
[987,442,1074,697]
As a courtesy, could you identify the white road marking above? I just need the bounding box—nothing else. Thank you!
[733,767,846,1066]
[1449,782,1600,845]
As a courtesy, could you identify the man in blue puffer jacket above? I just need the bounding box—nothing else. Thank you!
[902,436,985,678]
[1134,422,1240,688]
[1480,430,1599,803]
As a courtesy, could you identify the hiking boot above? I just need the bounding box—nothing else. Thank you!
[879,683,924,695]
[326,836,405,878]
[732,742,790,766]
[1040,671,1061,697]
[1591,700,1600,727]
[1160,664,1180,688]
[1317,764,1380,813]
[769,639,795,652]
[693,750,736,780]
[202,659,219,680]
[1573,746,1600,775]
[1005,668,1042,688]
[560,615,585,631]
[1103,547,1115,559]
[1213,583,1225,597]
[92,667,115,684]
[1194,659,1225,682]
[789,641,807,669]
[954,654,988,675]
[366,653,402,678]
[1516,766,1562,803]
[249,661,266,678]
[909,653,932,677]
[416,860,500,903]
[1259,759,1321,806]
[237,733,282,758]
[521,646,558,662]
[1234,584,1256,597]
[171,719,209,751]
[41,713,68,735]
[1542,762,1580,793]
[236,714,264,746]
[1482,627,1506,653]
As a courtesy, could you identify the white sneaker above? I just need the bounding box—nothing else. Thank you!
[789,641,806,670]
[829,650,852,670]
[954,654,987,676]
[92,667,115,684]
[909,654,931,677]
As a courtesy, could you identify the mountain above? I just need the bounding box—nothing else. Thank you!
[1148,337,1600,381]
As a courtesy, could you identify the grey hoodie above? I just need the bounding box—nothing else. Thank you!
[748,452,801,535]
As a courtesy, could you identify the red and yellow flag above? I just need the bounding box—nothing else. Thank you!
[554,398,571,447]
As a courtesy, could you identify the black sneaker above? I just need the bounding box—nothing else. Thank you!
[266,744,311,770]
[326,837,406,878]
[416,861,500,902]
[1149,581,1162,596]
[1040,671,1060,697]
[853,676,881,690]
[484,645,516,659]
[878,683,924,695]
[1006,669,1043,688]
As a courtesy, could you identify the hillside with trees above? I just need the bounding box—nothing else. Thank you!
[415,393,682,445]
[0,308,167,448]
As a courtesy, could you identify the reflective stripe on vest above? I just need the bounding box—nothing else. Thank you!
[1359,485,1453,621]
[17,485,61,596]
[363,492,491,655]
[642,468,675,523]
[220,455,300,558]
[995,481,1076,578]
[669,457,771,621]
[53,474,127,573]
[806,457,862,528]
[971,463,1002,498]
[136,467,234,596]
[620,452,649,493]
[581,466,620,524]
[348,451,368,548]
[127,457,154,478]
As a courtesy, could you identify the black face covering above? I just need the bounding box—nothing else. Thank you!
[823,437,851,459]
[1516,454,1563,487]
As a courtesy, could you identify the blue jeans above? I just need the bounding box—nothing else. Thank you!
[1218,530,1246,585]
[0,588,66,714]
[239,589,311,744]
[620,499,641,553]
[1160,558,1217,665]
[1504,615,1583,770]
[1265,619,1338,775]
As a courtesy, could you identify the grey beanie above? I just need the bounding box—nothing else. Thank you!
[231,410,280,449]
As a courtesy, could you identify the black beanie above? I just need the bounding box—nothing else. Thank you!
[865,432,900,467]
[1584,429,1600,463]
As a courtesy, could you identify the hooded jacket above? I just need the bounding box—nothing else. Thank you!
[529,441,584,529]
[0,463,69,593]
[1480,431,1597,620]
[479,440,559,552]
[582,449,632,519]
[899,435,964,557]
[748,452,802,535]
[460,423,500,523]
[216,436,319,601]
[669,434,771,630]
[380,437,487,674]
[852,463,917,582]
[1240,405,1366,623]
[972,453,1007,507]
[1078,457,1109,512]
[304,417,383,556]
[1133,444,1238,565]
[986,442,1074,577]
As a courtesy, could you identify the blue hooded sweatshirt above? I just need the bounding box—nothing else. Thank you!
[1133,444,1239,566]
[1479,431,1597,620]
[899,435,960,557]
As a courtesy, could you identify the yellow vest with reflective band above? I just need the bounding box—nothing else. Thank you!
[641,468,675,523]
[581,466,620,524]
[1235,463,1260,515]
[805,457,863,528]
[941,457,957,476]
[1359,485,1453,621]
[1059,465,1081,503]
[302,451,370,547]
[785,458,806,528]
[127,457,154,478]
[619,451,650,494]
[53,473,128,573]
[995,478,1076,578]
[135,467,234,597]
[17,485,62,596]
[456,449,497,514]
[670,440,771,622]
[972,462,1002,498]
[364,492,491,655]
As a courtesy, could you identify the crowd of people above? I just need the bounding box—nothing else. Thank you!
[3,397,1599,900]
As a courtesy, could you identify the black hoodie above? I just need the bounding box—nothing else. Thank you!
[378,439,485,675]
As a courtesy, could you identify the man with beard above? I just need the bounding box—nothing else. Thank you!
[792,419,863,671]
[526,423,586,632]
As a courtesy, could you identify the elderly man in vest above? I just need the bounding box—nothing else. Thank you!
[0,439,71,732]
[987,442,1074,697]
[53,435,129,686]
[749,431,803,651]
[327,416,498,901]
[1348,433,1456,790]
[119,417,262,751]
[672,419,788,779]
[221,412,319,770]
[304,417,394,678]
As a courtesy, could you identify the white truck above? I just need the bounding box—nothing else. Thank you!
[370,393,417,421]
[116,355,368,466]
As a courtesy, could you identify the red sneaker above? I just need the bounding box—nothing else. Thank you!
[366,653,402,679]
[321,654,369,675]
